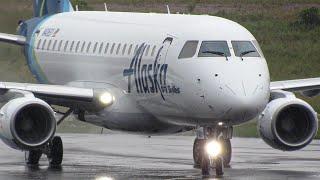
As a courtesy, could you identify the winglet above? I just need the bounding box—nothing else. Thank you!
[0,33,26,46]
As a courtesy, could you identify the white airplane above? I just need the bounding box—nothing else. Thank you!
[0,0,319,176]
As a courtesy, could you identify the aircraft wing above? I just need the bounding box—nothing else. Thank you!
[0,33,26,45]
[0,82,112,112]
[270,78,320,92]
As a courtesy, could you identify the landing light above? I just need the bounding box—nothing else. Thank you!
[205,140,222,157]
[96,177,114,180]
[99,92,114,106]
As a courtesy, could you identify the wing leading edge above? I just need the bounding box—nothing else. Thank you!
[0,82,112,111]
[0,33,26,46]
[270,78,320,92]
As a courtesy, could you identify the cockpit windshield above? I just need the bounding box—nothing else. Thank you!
[231,41,260,57]
[198,41,231,57]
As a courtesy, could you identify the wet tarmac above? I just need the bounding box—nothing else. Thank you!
[0,133,320,180]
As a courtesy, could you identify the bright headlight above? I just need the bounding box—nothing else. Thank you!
[99,92,114,106]
[205,140,222,157]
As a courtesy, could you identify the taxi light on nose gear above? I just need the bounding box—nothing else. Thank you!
[205,140,222,157]
[99,92,114,106]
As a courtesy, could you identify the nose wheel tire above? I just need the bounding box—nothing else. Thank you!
[194,138,232,167]
[200,153,224,177]
[193,138,205,168]
[215,157,224,176]
[201,154,210,176]
[221,139,232,167]
[47,136,63,167]
[25,150,42,165]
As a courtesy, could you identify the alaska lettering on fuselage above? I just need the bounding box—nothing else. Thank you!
[123,43,180,100]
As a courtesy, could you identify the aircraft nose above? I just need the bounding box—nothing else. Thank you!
[206,78,270,124]
[222,80,269,123]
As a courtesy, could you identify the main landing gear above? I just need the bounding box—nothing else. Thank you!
[193,125,233,177]
[24,109,71,167]
[25,136,63,167]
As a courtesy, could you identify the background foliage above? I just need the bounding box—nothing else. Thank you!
[0,0,319,136]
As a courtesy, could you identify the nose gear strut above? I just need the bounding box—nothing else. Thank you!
[193,125,233,177]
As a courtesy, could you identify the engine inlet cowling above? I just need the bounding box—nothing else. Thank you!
[258,95,318,151]
[0,97,56,150]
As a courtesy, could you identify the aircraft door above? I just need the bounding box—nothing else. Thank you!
[157,37,173,64]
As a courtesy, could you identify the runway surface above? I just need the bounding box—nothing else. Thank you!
[0,133,320,180]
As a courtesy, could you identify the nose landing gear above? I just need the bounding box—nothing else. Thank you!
[193,126,233,177]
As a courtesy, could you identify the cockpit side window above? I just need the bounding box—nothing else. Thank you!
[252,40,264,58]
[198,41,231,57]
[178,41,199,59]
[231,41,260,57]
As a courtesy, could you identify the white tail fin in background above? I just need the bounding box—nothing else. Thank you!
[33,0,74,17]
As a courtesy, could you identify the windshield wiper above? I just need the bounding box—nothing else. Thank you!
[240,50,256,60]
[202,51,228,61]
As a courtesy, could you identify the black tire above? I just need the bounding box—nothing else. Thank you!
[201,153,210,176]
[215,157,224,176]
[25,150,42,165]
[48,136,63,167]
[193,138,205,168]
[221,139,232,167]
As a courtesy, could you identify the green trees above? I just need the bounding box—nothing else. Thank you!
[297,7,320,29]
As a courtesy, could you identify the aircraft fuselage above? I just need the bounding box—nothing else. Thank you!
[24,11,270,133]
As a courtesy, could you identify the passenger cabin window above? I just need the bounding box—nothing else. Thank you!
[52,40,58,51]
[104,43,109,54]
[75,41,80,52]
[198,41,231,57]
[179,41,198,59]
[37,39,42,49]
[47,40,52,50]
[70,41,75,52]
[58,40,63,51]
[231,41,260,57]
[134,45,139,53]
[110,43,115,54]
[81,42,86,53]
[128,44,133,55]
[99,43,104,54]
[151,45,156,56]
[93,42,98,53]
[145,45,150,56]
[42,39,47,50]
[64,41,69,52]
[87,42,91,53]
[116,44,121,55]
[122,44,127,55]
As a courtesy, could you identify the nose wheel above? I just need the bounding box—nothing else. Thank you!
[221,138,232,167]
[193,138,205,168]
[193,126,233,177]
[200,140,225,176]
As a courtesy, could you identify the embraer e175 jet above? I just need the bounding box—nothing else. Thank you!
[0,0,319,176]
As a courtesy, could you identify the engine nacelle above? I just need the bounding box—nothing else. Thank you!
[0,92,56,150]
[301,89,320,98]
[258,91,318,151]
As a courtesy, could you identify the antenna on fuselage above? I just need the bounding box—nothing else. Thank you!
[166,5,171,14]
[75,5,79,11]
[104,3,108,11]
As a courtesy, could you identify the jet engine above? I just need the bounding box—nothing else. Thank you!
[258,91,318,151]
[301,89,320,98]
[0,91,56,150]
